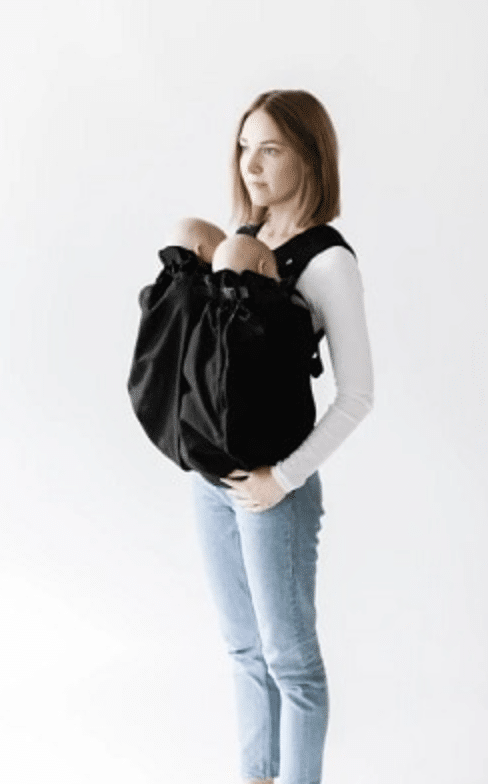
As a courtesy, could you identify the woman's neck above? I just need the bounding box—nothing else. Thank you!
[257,215,315,248]
[260,205,314,237]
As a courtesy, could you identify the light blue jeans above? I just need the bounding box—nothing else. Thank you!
[191,470,328,784]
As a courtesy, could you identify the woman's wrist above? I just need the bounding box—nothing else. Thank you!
[270,464,299,493]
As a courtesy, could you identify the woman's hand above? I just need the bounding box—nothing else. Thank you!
[223,466,288,513]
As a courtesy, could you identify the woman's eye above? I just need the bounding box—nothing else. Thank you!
[238,144,279,156]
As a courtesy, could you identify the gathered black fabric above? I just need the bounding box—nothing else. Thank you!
[127,246,204,470]
[178,264,323,478]
[127,223,356,484]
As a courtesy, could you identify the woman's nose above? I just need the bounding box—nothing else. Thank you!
[246,149,262,174]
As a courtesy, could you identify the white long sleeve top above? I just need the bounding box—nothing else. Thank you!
[270,244,374,492]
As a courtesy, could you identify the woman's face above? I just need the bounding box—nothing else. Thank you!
[238,109,306,211]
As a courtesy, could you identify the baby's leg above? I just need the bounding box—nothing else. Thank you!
[212,235,280,280]
[164,217,227,264]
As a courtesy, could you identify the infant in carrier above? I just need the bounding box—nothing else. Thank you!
[160,217,319,480]
[127,217,321,482]
[164,216,280,280]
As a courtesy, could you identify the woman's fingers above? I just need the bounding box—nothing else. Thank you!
[223,466,285,513]
[225,470,249,481]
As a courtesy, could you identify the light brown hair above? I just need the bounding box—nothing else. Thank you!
[229,89,341,230]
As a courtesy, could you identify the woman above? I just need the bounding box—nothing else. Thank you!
[191,90,374,784]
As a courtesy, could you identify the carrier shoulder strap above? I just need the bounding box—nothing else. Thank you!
[236,222,356,378]
[236,222,357,288]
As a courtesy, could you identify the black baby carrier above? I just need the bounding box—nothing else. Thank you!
[127,223,356,482]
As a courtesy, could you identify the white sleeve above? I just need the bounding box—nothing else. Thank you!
[271,245,374,492]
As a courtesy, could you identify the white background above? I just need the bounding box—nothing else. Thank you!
[1,1,487,782]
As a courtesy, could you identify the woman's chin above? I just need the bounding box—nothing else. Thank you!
[249,196,269,207]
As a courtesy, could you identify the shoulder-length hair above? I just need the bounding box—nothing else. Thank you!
[229,89,341,230]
